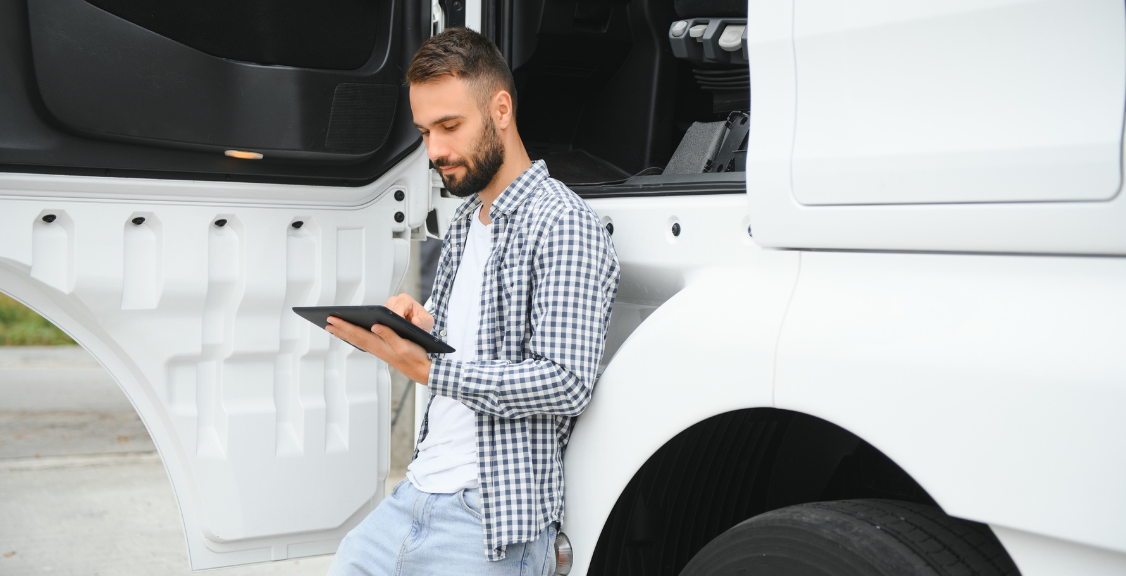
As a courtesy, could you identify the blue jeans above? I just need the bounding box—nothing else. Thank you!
[328,480,558,576]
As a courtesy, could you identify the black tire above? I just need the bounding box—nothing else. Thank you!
[679,499,1021,576]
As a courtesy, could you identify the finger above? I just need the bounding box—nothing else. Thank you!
[403,306,421,326]
[386,294,413,317]
[346,324,396,360]
[371,323,397,342]
[327,316,360,330]
[330,318,371,347]
[371,323,408,351]
[412,302,435,331]
[365,325,403,360]
[378,326,427,360]
[328,318,357,341]
[412,302,425,324]
[364,329,396,358]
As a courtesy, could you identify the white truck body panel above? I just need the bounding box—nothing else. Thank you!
[563,193,791,576]
[3,1,1125,574]
[562,3,1126,570]
[747,0,1126,255]
[992,526,1126,576]
[0,146,430,569]
[774,251,1126,553]
[792,0,1125,205]
[563,225,1126,575]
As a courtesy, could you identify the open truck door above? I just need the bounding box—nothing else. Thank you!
[0,0,432,569]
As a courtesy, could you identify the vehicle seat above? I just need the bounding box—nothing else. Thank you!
[664,111,748,174]
[663,1,749,174]
[667,0,748,114]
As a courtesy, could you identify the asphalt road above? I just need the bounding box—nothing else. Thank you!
[0,346,410,576]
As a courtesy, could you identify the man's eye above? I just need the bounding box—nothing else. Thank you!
[444,124,458,131]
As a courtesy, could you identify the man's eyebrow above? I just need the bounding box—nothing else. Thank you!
[413,114,466,130]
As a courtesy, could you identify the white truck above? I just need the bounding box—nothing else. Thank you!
[1,0,1123,574]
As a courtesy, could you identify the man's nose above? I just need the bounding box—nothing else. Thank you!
[425,134,450,164]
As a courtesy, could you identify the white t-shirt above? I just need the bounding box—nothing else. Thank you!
[406,206,491,493]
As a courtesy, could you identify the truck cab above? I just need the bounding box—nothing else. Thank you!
[1,0,1124,574]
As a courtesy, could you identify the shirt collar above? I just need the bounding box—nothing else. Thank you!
[490,160,548,218]
[448,160,549,224]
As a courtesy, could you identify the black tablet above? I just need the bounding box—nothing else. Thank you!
[293,305,455,354]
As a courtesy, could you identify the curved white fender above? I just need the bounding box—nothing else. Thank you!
[561,250,799,575]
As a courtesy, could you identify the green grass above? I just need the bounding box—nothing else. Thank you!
[0,293,75,346]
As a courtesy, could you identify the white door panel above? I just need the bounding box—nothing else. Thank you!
[0,146,429,569]
[792,0,1126,205]
[993,526,1126,576]
[774,250,1126,556]
[748,0,1126,255]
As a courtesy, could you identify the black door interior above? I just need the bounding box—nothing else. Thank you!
[489,0,748,189]
[0,0,426,186]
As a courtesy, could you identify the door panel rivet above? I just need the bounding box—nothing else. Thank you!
[132,217,146,226]
[394,190,405,201]
[214,219,227,227]
[291,221,304,229]
[671,222,681,237]
[42,214,57,223]
[394,212,405,223]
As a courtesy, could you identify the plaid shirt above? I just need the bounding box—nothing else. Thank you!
[418,160,620,561]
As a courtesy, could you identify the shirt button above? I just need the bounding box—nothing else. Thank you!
[440,329,447,337]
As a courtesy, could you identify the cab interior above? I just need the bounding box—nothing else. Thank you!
[1,0,747,191]
[503,0,749,192]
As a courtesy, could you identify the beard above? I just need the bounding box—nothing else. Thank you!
[434,116,505,198]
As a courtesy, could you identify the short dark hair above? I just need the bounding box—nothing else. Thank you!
[406,27,517,115]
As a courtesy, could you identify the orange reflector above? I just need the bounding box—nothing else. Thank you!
[224,150,263,160]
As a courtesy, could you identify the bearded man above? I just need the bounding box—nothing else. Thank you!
[323,27,621,576]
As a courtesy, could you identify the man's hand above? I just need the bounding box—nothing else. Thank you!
[385,293,435,332]
[325,315,432,385]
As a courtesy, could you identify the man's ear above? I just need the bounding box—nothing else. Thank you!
[492,89,514,129]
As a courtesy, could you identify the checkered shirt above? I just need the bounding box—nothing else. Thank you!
[418,160,620,561]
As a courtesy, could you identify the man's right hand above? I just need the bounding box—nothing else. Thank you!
[385,293,435,333]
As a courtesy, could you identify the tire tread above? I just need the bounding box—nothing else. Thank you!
[803,500,1019,576]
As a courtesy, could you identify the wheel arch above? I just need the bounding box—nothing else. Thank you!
[0,264,204,558]
[578,407,939,576]
[561,251,959,576]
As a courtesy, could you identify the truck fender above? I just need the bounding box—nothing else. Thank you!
[562,250,799,575]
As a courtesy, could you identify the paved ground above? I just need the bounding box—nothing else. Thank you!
[0,346,154,460]
[0,346,412,575]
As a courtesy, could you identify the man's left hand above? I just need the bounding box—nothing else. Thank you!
[325,316,432,384]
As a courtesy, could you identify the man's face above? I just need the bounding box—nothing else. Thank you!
[410,76,505,198]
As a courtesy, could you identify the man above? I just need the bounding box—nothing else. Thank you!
[324,28,620,575]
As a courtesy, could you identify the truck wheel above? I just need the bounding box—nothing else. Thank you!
[679,499,1020,576]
